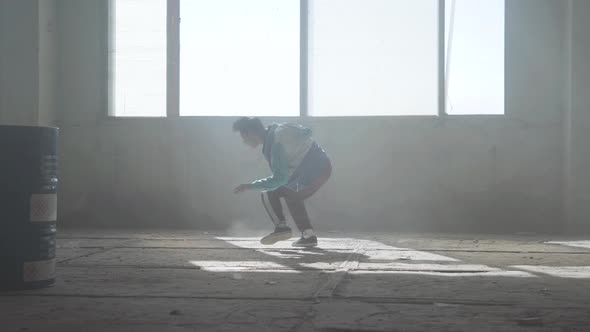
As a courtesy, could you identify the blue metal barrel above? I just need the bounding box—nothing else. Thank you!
[0,125,59,290]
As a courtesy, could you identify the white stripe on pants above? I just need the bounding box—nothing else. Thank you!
[261,191,282,226]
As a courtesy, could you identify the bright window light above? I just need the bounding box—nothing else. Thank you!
[445,0,505,115]
[308,0,439,116]
[179,0,300,116]
[110,0,505,117]
[112,0,167,117]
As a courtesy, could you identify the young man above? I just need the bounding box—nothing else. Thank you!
[233,117,332,247]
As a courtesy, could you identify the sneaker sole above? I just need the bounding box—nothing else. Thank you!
[260,231,292,245]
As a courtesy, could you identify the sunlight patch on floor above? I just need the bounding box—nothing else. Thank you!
[546,241,590,250]
[511,266,590,279]
[189,261,300,273]
[203,237,584,278]
[350,270,535,277]
[216,237,458,261]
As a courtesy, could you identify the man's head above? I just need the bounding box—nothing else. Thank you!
[233,117,266,148]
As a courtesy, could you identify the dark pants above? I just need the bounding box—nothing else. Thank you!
[261,162,332,232]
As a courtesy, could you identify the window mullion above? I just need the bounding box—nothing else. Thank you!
[107,0,115,117]
[167,0,180,117]
[300,0,309,117]
[438,0,447,116]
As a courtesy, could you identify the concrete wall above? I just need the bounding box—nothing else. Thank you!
[567,0,590,233]
[54,0,571,233]
[0,0,57,127]
[0,0,40,125]
[38,0,58,127]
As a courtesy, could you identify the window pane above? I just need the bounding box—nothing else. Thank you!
[309,0,438,116]
[445,0,505,115]
[112,0,167,117]
[180,0,299,116]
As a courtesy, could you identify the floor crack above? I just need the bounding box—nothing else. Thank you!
[312,243,365,300]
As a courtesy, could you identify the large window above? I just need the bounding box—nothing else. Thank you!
[111,0,167,117]
[109,0,505,117]
[179,0,300,116]
[445,0,505,115]
[309,0,439,116]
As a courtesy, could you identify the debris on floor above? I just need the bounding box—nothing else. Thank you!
[516,317,543,327]
[169,310,182,316]
[433,302,460,307]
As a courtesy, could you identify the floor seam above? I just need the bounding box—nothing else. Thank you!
[57,247,118,264]
[312,243,365,300]
[58,246,590,254]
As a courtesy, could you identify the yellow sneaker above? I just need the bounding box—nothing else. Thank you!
[260,226,293,245]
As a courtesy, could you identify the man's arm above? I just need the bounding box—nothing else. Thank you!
[249,142,289,191]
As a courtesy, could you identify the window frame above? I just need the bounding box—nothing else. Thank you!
[105,0,505,119]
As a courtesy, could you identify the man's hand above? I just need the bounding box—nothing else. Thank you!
[234,183,253,194]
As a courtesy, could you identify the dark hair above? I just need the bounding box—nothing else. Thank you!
[232,117,265,136]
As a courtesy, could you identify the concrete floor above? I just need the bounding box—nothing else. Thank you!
[1,231,590,331]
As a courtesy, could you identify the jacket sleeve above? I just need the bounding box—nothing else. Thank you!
[249,142,289,191]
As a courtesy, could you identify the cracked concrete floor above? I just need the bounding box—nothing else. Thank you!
[1,231,590,331]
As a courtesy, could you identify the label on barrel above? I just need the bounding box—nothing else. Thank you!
[30,194,58,222]
[23,258,56,282]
